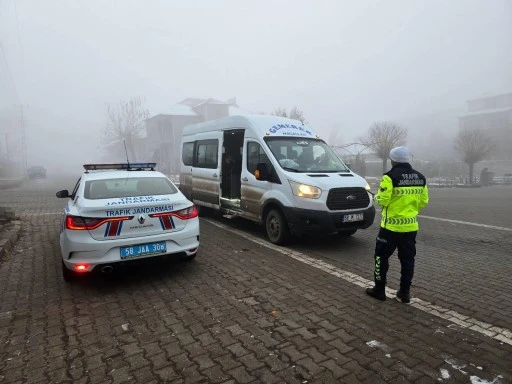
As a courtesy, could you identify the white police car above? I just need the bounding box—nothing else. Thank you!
[56,163,199,281]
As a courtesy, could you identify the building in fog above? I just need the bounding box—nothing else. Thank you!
[145,98,246,174]
[457,92,512,181]
[459,92,512,160]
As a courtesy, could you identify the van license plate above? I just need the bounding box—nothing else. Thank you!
[120,242,167,259]
[342,213,364,223]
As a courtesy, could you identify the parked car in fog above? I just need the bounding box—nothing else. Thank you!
[56,162,200,282]
[27,166,47,179]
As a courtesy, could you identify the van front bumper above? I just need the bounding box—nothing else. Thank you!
[282,205,375,236]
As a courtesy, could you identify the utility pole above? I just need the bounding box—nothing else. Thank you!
[13,105,28,177]
[20,106,27,176]
[5,133,10,160]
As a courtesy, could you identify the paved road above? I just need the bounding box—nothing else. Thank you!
[0,178,511,383]
[215,186,512,331]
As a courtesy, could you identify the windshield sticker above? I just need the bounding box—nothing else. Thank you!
[105,205,174,217]
[106,196,171,206]
[268,124,314,137]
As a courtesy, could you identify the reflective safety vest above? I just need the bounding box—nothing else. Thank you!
[374,163,429,232]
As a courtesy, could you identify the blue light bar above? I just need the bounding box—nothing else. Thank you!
[83,163,157,171]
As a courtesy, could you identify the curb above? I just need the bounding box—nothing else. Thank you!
[0,220,22,260]
[0,205,22,260]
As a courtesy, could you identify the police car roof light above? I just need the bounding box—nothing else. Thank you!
[83,163,157,171]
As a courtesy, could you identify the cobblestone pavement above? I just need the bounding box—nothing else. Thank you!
[0,178,511,383]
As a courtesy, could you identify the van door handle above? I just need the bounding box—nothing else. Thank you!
[242,177,248,181]
[212,173,218,178]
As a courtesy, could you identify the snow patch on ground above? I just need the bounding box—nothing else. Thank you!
[470,375,503,384]
[441,356,503,384]
[366,340,384,348]
[439,369,450,380]
[444,358,468,375]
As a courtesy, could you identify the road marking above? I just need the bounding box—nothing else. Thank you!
[205,218,512,347]
[419,215,512,232]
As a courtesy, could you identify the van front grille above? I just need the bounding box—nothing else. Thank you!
[326,187,369,210]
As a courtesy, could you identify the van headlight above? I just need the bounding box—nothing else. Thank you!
[289,181,322,199]
[365,182,371,191]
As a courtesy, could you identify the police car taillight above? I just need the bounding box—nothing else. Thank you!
[66,215,132,230]
[149,205,198,220]
[74,264,90,272]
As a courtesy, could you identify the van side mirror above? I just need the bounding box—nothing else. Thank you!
[255,162,270,181]
[56,189,70,198]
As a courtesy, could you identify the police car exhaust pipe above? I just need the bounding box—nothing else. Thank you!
[100,265,114,273]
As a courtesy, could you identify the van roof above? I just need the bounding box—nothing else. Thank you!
[182,114,320,139]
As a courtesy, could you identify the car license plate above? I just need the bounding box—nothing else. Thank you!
[120,241,167,259]
[342,213,364,223]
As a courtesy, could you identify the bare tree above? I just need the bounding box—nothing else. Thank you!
[327,129,342,147]
[289,106,307,124]
[454,127,495,184]
[272,107,288,117]
[361,121,407,174]
[271,106,307,124]
[104,97,149,162]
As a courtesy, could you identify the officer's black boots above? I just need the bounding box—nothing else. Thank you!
[366,284,386,301]
[396,289,411,304]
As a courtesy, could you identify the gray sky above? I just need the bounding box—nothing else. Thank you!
[1,0,511,171]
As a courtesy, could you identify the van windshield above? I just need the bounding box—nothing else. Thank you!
[264,137,350,173]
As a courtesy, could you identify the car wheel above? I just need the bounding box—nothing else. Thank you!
[338,229,357,236]
[265,209,289,245]
[62,261,76,282]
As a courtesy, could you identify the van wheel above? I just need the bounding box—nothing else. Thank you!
[265,209,289,245]
[62,261,76,282]
[338,229,357,236]
[196,205,209,217]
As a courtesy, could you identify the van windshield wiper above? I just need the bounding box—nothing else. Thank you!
[282,167,300,173]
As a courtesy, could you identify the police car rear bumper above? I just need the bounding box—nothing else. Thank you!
[282,205,375,236]
[61,222,199,272]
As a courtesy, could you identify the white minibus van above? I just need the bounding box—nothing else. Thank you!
[179,115,375,244]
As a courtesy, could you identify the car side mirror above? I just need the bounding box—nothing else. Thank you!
[254,162,270,181]
[56,189,70,198]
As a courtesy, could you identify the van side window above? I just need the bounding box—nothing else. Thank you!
[247,142,271,173]
[195,139,218,169]
[182,142,194,166]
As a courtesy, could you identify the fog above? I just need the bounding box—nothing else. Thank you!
[1,0,511,174]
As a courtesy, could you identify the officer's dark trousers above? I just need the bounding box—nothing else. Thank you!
[373,227,417,292]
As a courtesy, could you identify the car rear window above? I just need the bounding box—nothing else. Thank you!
[84,177,178,200]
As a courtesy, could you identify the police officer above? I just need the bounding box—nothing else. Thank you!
[366,146,429,303]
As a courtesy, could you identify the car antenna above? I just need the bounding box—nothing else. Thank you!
[124,140,131,170]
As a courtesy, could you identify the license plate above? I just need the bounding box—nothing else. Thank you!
[120,241,167,259]
[342,213,364,223]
